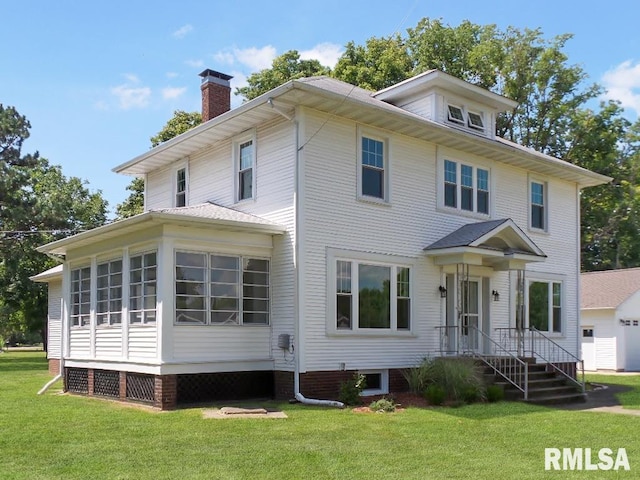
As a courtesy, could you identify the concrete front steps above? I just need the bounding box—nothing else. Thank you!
[484,361,587,405]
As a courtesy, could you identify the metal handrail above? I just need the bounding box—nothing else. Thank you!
[494,327,584,393]
[437,325,529,399]
[529,327,585,393]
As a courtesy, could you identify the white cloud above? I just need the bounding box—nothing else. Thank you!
[111,84,151,110]
[602,60,640,115]
[232,45,277,71]
[166,72,179,79]
[300,42,343,68]
[172,24,193,39]
[162,86,187,100]
[123,73,140,84]
[213,50,235,65]
[185,59,204,68]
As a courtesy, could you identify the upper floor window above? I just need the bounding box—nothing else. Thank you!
[358,128,389,203]
[96,259,122,326]
[175,167,187,207]
[70,266,91,328]
[447,104,485,133]
[530,181,546,230]
[443,160,490,215]
[234,132,256,202]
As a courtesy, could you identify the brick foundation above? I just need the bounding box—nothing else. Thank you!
[119,371,127,401]
[154,374,178,410]
[274,371,294,400]
[48,358,61,375]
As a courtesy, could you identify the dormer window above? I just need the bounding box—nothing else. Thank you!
[175,167,187,207]
[447,105,465,125]
[467,111,484,130]
[447,104,486,134]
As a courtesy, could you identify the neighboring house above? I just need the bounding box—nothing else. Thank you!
[34,69,610,409]
[581,268,640,371]
[30,264,63,375]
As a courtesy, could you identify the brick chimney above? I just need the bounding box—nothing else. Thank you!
[199,69,233,121]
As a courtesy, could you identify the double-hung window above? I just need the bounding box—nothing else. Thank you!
[442,160,490,215]
[528,279,562,334]
[129,252,157,325]
[334,259,410,332]
[235,133,256,202]
[530,181,546,230]
[175,167,187,207]
[175,251,269,325]
[96,259,122,326]
[70,266,91,327]
[361,136,385,199]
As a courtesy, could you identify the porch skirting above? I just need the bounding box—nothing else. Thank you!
[61,367,410,409]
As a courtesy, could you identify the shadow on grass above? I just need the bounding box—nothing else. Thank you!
[0,352,48,372]
[424,400,548,420]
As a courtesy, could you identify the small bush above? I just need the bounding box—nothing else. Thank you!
[486,385,505,403]
[339,373,366,405]
[461,385,481,404]
[402,357,435,394]
[424,384,446,405]
[369,397,396,412]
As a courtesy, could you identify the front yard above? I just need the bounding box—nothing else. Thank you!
[0,352,638,479]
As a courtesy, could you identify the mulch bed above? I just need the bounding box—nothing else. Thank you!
[351,392,430,413]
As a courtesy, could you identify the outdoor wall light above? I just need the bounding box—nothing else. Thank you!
[492,290,500,301]
[439,286,447,298]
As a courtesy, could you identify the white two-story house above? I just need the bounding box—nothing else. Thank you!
[35,69,609,408]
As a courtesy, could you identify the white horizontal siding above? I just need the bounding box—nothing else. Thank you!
[128,326,157,359]
[145,166,172,210]
[47,280,62,359]
[299,109,582,371]
[95,328,123,358]
[69,329,91,358]
[172,326,271,362]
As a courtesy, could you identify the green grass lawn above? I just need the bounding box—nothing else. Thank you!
[1,352,638,480]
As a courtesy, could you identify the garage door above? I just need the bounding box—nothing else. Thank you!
[581,327,596,371]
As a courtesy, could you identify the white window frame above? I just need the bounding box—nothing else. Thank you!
[359,370,389,396]
[96,258,123,327]
[357,126,390,204]
[233,130,257,203]
[129,251,157,326]
[327,249,413,336]
[173,161,188,208]
[438,157,492,218]
[446,103,487,135]
[174,249,270,326]
[529,178,548,232]
[70,265,91,328]
[525,274,564,336]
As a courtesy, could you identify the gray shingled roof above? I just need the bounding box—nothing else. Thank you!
[424,219,509,250]
[581,268,640,309]
[150,202,282,227]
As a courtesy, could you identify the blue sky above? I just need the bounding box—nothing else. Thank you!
[3,0,639,215]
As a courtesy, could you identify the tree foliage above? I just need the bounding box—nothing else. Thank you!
[236,50,330,101]
[0,105,108,344]
[116,110,202,220]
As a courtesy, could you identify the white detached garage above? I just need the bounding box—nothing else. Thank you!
[581,268,640,371]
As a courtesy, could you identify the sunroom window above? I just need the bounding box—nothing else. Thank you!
[528,280,562,334]
[70,266,91,327]
[96,259,122,326]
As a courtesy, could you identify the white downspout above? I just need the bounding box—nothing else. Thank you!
[269,98,344,408]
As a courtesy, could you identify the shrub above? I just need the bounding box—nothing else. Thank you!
[339,373,366,405]
[461,385,481,404]
[424,384,446,405]
[369,397,397,412]
[486,384,505,403]
[402,357,435,394]
[429,357,485,403]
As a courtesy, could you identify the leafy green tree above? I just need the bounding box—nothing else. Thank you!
[0,106,108,344]
[236,50,330,101]
[116,110,202,219]
[333,35,412,91]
